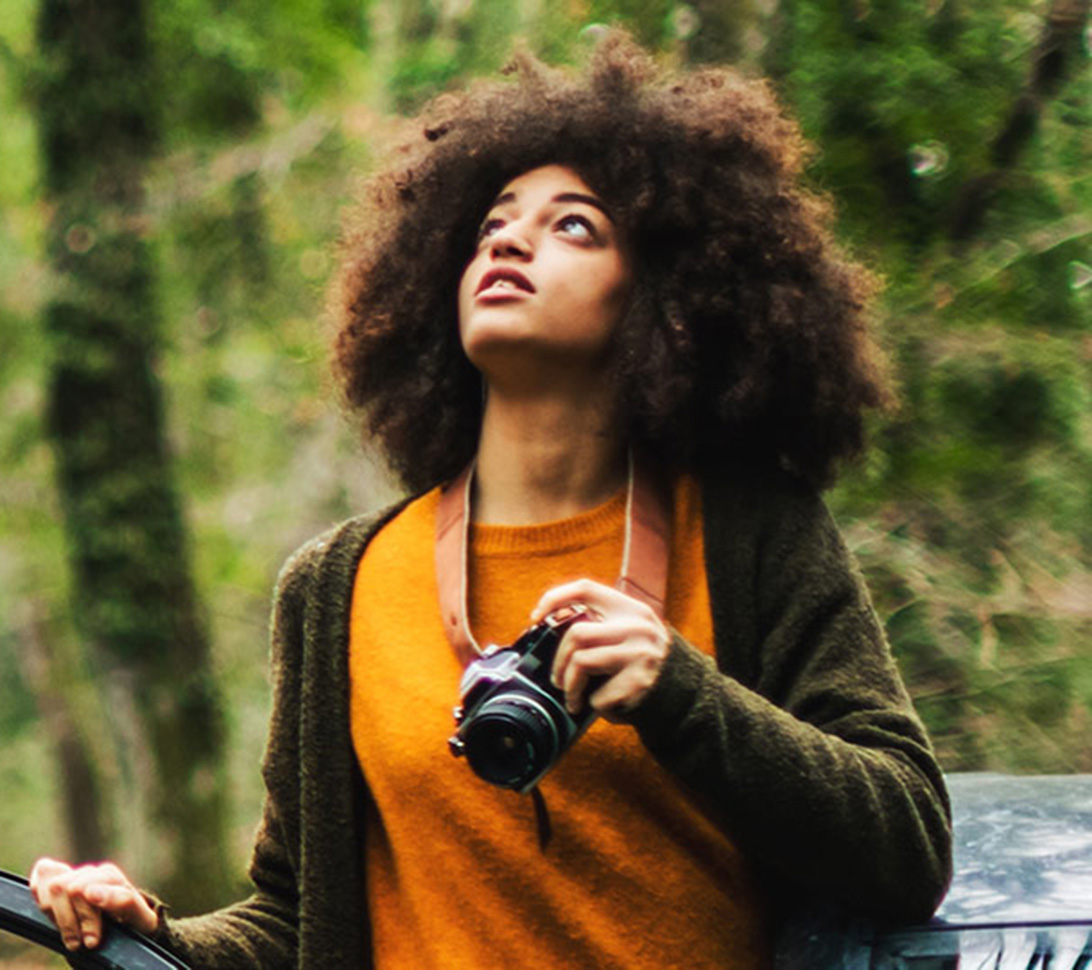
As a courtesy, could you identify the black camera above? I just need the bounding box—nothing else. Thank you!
[449,605,596,793]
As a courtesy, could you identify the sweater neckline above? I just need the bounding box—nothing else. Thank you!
[469,488,626,557]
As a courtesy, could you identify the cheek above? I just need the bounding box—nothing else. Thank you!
[599,263,633,328]
[456,260,479,337]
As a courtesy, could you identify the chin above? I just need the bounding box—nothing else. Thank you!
[460,328,538,366]
[469,347,610,397]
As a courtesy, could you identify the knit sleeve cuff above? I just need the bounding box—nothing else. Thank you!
[142,892,188,958]
[618,629,720,740]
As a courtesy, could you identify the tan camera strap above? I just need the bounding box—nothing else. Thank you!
[435,453,671,668]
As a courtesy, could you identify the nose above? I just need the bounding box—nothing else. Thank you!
[488,222,532,260]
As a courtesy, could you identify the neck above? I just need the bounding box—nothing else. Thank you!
[472,389,627,525]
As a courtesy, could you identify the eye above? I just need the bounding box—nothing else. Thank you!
[477,216,505,242]
[556,214,595,240]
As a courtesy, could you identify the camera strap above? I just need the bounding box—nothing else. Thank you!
[435,451,671,668]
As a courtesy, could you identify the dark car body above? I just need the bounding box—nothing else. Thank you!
[784,773,1092,969]
[4,774,1091,968]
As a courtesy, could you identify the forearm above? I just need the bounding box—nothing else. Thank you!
[625,633,951,924]
[155,897,297,969]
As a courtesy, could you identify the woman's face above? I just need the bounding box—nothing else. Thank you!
[457,164,631,390]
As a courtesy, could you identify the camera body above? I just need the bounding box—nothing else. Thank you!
[449,605,595,793]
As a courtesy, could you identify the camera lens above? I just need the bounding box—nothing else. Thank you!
[462,696,559,789]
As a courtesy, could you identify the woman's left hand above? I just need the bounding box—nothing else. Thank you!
[532,579,671,719]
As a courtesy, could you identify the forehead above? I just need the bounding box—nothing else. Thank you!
[491,164,600,206]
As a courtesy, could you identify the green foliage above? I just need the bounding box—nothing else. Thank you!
[790,0,1092,770]
[153,0,363,141]
[586,0,674,49]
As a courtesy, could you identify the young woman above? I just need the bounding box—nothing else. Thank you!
[31,32,951,968]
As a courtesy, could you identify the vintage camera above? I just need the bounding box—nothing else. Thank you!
[449,605,596,793]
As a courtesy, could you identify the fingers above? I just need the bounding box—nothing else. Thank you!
[556,643,635,713]
[48,877,87,951]
[30,859,74,950]
[29,858,158,951]
[85,882,158,933]
[538,579,670,715]
[67,863,158,936]
[551,620,630,702]
[587,658,664,715]
[532,578,647,625]
[555,636,667,714]
[66,881,104,950]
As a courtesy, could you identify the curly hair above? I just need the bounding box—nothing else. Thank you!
[332,31,891,495]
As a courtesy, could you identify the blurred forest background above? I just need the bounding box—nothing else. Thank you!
[0,0,1090,914]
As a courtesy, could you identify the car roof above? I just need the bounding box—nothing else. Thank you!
[939,772,1092,925]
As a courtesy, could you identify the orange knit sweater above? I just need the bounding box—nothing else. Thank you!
[349,475,772,969]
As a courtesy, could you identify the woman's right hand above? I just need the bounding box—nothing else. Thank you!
[29,857,159,952]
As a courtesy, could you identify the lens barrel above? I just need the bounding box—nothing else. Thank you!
[461,696,559,789]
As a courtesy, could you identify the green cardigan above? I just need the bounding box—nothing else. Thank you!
[156,465,952,968]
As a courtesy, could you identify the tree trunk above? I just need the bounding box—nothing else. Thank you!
[368,0,402,114]
[950,0,1092,244]
[11,600,115,864]
[36,0,232,913]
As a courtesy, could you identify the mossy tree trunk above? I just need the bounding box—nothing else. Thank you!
[36,0,232,912]
[12,601,115,863]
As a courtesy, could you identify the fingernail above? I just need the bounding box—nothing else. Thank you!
[64,936,80,951]
[84,933,98,947]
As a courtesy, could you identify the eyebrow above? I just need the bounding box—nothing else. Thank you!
[491,190,615,224]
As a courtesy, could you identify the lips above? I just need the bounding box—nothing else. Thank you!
[475,267,535,296]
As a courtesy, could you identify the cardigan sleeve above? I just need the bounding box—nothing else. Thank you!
[151,800,300,968]
[149,536,323,968]
[623,471,952,925]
